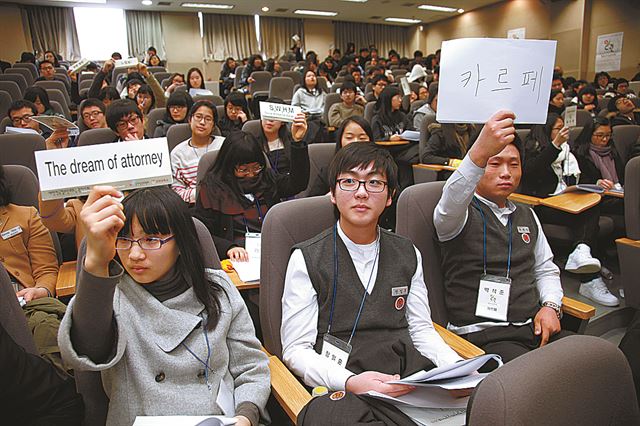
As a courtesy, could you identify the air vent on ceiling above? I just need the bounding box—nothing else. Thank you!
[275,8,288,12]
[158,1,171,5]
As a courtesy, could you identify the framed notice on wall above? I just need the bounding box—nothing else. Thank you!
[595,32,623,72]
[507,27,526,40]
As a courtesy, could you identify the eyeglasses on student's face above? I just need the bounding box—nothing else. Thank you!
[116,114,141,131]
[192,113,214,124]
[593,132,612,140]
[337,178,387,193]
[234,164,264,177]
[115,235,175,250]
[82,110,104,120]
[11,114,34,125]
[169,105,187,111]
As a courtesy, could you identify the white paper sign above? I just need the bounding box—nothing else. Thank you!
[35,138,172,200]
[400,77,411,96]
[259,101,303,123]
[30,116,80,137]
[69,58,91,74]
[595,32,623,72]
[189,88,213,97]
[507,27,526,40]
[437,38,557,124]
[115,57,139,69]
[564,105,577,128]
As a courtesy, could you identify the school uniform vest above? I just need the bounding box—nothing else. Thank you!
[295,227,434,377]
[440,199,540,327]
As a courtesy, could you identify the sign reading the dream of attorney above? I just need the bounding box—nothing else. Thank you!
[259,101,303,123]
[437,38,557,124]
[35,138,172,200]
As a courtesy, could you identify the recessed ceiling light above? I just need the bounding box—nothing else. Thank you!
[294,9,338,16]
[48,0,107,3]
[384,17,421,23]
[418,4,458,12]
[457,8,465,13]
[142,0,152,5]
[181,3,234,9]
[261,6,269,12]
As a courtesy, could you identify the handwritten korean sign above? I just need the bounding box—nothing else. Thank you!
[437,38,557,124]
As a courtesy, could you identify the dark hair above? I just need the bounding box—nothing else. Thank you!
[427,81,439,105]
[0,165,10,207]
[106,99,143,131]
[525,112,562,154]
[99,87,120,103]
[19,52,36,64]
[413,50,423,58]
[165,91,194,123]
[376,86,402,126]
[120,186,224,329]
[573,117,612,158]
[578,85,598,107]
[302,68,324,94]
[224,92,250,118]
[552,72,563,82]
[169,72,185,84]
[147,46,157,53]
[8,99,37,117]
[135,84,156,110]
[188,99,218,123]
[328,142,398,199]
[38,60,54,70]
[186,67,206,90]
[613,78,629,90]
[549,89,563,102]
[607,94,628,112]
[23,86,53,113]
[594,71,611,86]
[340,80,357,94]
[126,78,144,89]
[335,116,374,151]
[371,74,389,86]
[80,98,106,115]
[111,52,123,60]
[44,51,60,67]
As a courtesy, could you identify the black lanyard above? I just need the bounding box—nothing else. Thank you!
[181,312,213,390]
[473,197,512,279]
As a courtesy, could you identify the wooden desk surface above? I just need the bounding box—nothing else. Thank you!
[56,261,77,297]
[375,140,410,146]
[604,190,624,199]
[539,192,601,214]
[508,193,542,206]
[412,163,457,172]
[225,270,260,290]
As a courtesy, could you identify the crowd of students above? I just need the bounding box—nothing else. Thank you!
[2,42,640,425]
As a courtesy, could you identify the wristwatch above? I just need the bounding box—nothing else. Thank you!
[542,301,562,320]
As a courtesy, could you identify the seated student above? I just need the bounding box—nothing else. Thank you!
[87,59,115,99]
[613,78,636,98]
[194,126,309,261]
[98,86,120,108]
[24,86,60,117]
[43,50,61,68]
[171,100,220,204]
[364,74,389,103]
[308,116,373,197]
[80,98,108,130]
[594,71,611,91]
[292,69,327,122]
[154,91,194,138]
[548,89,566,115]
[106,99,147,141]
[608,94,640,126]
[565,79,587,99]
[58,186,270,425]
[124,78,144,102]
[163,72,186,98]
[6,99,68,145]
[412,81,438,130]
[523,113,619,306]
[135,85,156,126]
[417,85,429,101]
[371,86,409,141]
[328,81,365,128]
[434,110,571,364]
[282,143,464,424]
[218,92,250,137]
[186,67,206,93]
[422,122,479,174]
[219,57,237,97]
[572,85,600,116]
[36,60,71,95]
[147,53,162,67]
[239,55,265,89]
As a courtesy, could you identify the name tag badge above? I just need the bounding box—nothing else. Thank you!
[391,286,409,297]
[517,226,530,234]
[475,274,511,322]
[1,225,23,240]
[244,232,261,259]
[321,334,351,368]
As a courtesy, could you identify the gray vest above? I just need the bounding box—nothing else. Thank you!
[295,227,434,376]
[440,199,540,327]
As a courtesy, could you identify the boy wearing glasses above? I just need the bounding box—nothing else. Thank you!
[281,143,462,423]
[80,99,107,130]
[106,99,146,142]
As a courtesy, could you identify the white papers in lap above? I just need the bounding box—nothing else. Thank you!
[399,130,420,142]
[397,406,467,426]
[366,387,468,409]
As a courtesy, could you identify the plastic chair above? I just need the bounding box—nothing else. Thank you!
[166,123,192,153]
[0,133,46,177]
[616,156,640,309]
[13,62,38,80]
[76,128,117,146]
[249,71,272,98]
[268,77,295,103]
[298,143,335,198]
[0,90,12,121]
[148,66,167,74]
[322,93,342,126]
[5,67,34,86]
[45,89,72,120]
[192,94,224,106]
[35,80,72,109]
[364,101,376,124]
[146,108,166,138]
[0,81,21,101]
[233,66,245,89]
[612,125,640,164]
[0,73,27,95]
[241,119,262,139]
[282,70,301,87]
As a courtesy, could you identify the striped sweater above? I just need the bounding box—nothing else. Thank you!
[170,138,218,203]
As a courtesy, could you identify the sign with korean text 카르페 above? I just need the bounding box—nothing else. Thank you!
[259,101,303,123]
[437,38,557,124]
[35,138,172,200]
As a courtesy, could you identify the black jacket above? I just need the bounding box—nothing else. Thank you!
[522,140,567,198]
[573,146,626,185]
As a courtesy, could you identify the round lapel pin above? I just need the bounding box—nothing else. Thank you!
[395,296,405,310]
[522,233,531,244]
[329,391,345,401]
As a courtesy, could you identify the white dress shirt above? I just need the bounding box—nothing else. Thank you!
[280,223,463,391]
[433,155,563,335]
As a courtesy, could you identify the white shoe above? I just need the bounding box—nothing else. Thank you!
[565,244,601,274]
[579,277,620,307]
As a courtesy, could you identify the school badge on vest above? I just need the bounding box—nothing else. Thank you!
[517,226,531,244]
[329,391,345,401]
[395,296,405,310]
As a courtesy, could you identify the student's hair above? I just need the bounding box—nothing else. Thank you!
[111,52,123,60]
[120,186,225,329]
[413,50,423,58]
[165,91,194,123]
[147,46,157,54]
[594,71,611,86]
[0,165,10,207]
[186,67,206,90]
[564,76,576,88]
[136,84,156,110]
[43,51,60,67]
[106,99,143,131]
[335,116,374,151]
[613,78,629,90]
[376,86,403,126]
[188,99,218,123]
[148,54,161,65]
[340,80,357,94]
[23,86,53,113]
[224,57,235,68]
[549,89,563,102]
[81,98,106,115]
[573,117,612,158]
[126,78,144,89]
[302,68,324,94]
[224,92,250,118]
[19,52,36,64]
[38,60,54,70]
[328,142,398,199]
[201,131,277,204]
[552,72,563,83]
[99,87,120,103]
[169,72,185,84]
[371,74,389,86]
[525,112,562,154]
[578,85,597,105]
[8,99,37,117]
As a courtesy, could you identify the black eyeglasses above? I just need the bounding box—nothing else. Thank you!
[115,235,174,250]
[337,178,387,193]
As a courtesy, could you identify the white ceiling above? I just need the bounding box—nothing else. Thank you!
[10,0,503,25]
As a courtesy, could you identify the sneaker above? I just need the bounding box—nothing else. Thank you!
[565,244,601,274]
[579,277,620,307]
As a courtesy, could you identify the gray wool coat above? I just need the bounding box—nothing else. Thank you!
[58,266,270,426]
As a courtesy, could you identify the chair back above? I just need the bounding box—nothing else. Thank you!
[241,119,262,139]
[249,71,272,95]
[395,181,449,324]
[234,66,245,88]
[330,83,342,94]
[45,89,71,120]
[625,156,640,240]
[299,143,335,198]
[13,62,38,79]
[467,335,640,425]
[515,128,530,142]
[0,90,11,121]
[391,69,408,79]
[0,81,21,101]
[146,108,166,137]
[364,101,376,124]
[317,76,329,93]
[167,123,193,153]
[76,128,118,146]
[35,80,72,106]
[5,67,34,86]
[568,126,583,148]
[0,264,38,354]
[409,99,427,114]
[418,108,437,162]
[111,68,127,88]
[279,61,291,71]
[0,133,46,177]
[78,72,96,88]
[0,117,10,134]
[575,109,593,127]
[269,77,295,103]
[195,150,220,202]
[49,100,67,118]
[79,78,94,91]
[322,93,341,126]
[613,125,640,164]
[260,195,336,358]
[216,105,225,123]
[0,73,27,94]
[193,94,224,106]
[153,72,171,85]
[282,71,301,87]
[148,66,167,74]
